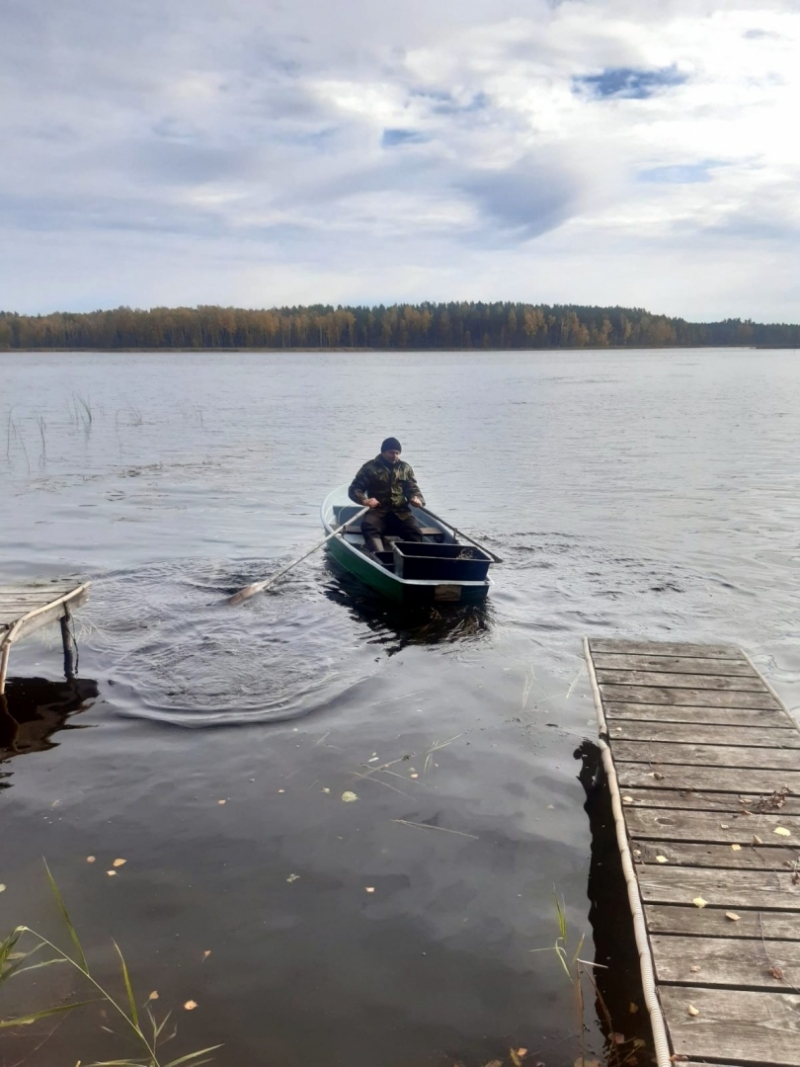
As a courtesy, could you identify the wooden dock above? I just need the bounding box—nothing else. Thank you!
[584,638,800,1067]
[0,581,90,695]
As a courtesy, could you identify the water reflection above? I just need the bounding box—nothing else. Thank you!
[322,557,494,655]
[0,676,99,772]
[576,741,654,1065]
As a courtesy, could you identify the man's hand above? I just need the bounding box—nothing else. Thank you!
[365,497,380,508]
[409,496,422,507]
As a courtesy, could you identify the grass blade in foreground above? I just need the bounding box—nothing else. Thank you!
[0,999,98,1028]
[43,858,88,971]
[113,940,139,1028]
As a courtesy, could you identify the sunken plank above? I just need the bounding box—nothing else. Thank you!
[12,587,89,644]
[612,740,800,769]
[626,807,800,843]
[652,934,800,989]
[637,866,800,909]
[635,841,799,870]
[620,788,800,814]
[589,639,741,658]
[604,700,794,727]
[616,763,800,794]
[599,685,780,709]
[596,669,767,691]
[607,721,800,748]
[0,583,78,596]
[0,581,90,694]
[592,653,757,677]
[645,905,800,941]
[659,985,800,1066]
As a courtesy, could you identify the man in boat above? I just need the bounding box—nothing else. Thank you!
[348,438,425,555]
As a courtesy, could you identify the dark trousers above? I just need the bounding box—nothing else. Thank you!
[362,509,423,546]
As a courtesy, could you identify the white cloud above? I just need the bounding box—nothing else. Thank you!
[1,0,799,318]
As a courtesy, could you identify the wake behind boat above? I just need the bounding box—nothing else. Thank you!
[321,486,493,605]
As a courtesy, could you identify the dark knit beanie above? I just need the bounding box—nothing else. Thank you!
[381,437,402,453]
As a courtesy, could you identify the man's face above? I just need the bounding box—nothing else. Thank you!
[381,449,401,464]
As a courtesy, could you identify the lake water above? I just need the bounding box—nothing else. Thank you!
[2,348,800,1066]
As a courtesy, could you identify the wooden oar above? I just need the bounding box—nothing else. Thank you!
[228,506,370,605]
[419,506,503,564]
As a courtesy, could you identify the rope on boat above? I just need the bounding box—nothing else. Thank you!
[583,637,672,1067]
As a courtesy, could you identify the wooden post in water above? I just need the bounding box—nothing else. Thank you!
[60,605,75,680]
[0,643,10,696]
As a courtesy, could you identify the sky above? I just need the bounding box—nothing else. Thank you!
[2,0,799,320]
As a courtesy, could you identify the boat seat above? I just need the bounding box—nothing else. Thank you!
[385,529,444,542]
[343,525,443,540]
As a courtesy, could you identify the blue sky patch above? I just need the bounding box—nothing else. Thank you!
[430,92,489,116]
[639,161,720,184]
[574,65,686,100]
[382,128,427,147]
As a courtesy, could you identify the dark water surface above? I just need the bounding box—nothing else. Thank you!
[2,349,800,1066]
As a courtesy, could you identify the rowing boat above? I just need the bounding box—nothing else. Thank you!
[320,486,492,605]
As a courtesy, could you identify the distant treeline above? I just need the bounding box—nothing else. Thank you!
[1,303,799,350]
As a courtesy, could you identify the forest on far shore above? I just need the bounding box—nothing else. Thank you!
[1,302,798,351]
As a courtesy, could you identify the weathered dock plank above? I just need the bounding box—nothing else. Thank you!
[638,857,800,913]
[619,787,800,813]
[659,986,800,1066]
[604,699,794,727]
[599,684,780,709]
[635,840,799,869]
[589,639,741,658]
[585,637,800,1067]
[592,653,757,676]
[626,806,800,843]
[645,905,800,940]
[612,739,800,768]
[607,721,800,747]
[651,933,800,988]
[616,762,800,794]
[596,669,768,691]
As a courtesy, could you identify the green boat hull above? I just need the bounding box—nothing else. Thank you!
[326,532,489,606]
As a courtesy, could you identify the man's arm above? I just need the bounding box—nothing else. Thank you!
[404,465,425,507]
[348,463,372,504]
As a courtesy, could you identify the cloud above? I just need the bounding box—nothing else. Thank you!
[460,161,583,239]
[1,0,800,319]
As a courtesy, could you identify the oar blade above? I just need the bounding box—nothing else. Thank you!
[227,582,264,605]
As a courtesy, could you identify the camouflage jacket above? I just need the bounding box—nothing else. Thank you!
[348,456,425,515]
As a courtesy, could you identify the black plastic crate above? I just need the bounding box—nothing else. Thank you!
[392,541,491,581]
